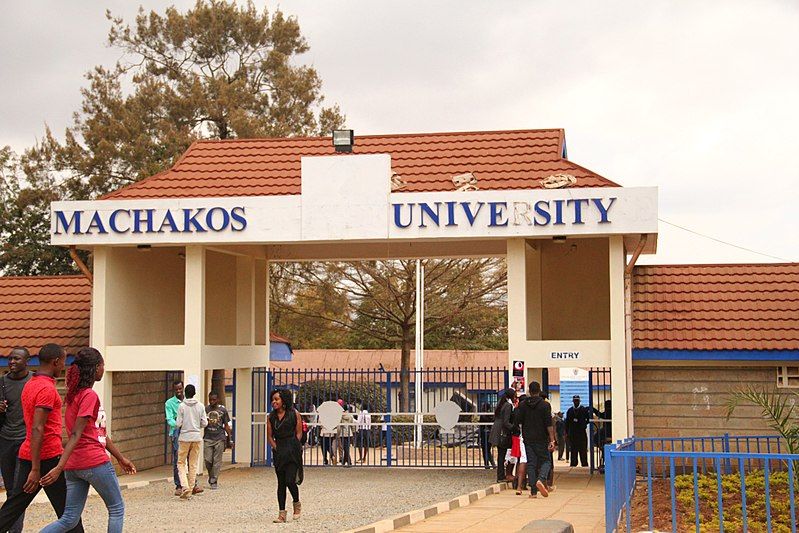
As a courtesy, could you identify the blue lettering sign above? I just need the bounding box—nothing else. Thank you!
[54,210,83,235]
[54,206,248,236]
[488,202,508,227]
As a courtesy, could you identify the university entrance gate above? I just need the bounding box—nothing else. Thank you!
[49,129,659,467]
[251,367,507,468]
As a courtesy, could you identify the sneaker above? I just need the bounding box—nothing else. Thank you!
[180,488,192,500]
[174,487,183,496]
[210,483,218,490]
[536,480,549,498]
[529,493,537,499]
[192,486,204,495]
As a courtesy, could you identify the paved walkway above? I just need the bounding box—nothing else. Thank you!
[398,467,605,533]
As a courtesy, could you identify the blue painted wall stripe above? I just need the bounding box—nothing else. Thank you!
[633,349,799,362]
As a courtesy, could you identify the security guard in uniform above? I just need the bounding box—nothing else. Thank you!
[565,395,590,467]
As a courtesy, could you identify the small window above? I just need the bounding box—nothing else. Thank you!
[777,366,799,388]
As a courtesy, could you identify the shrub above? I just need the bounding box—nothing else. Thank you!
[294,379,386,414]
[387,414,437,443]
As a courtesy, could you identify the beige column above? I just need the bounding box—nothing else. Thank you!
[90,247,114,433]
[506,238,527,371]
[184,245,206,477]
[608,236,629,441]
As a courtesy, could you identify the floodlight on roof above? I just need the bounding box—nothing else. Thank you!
[332,129,354,152]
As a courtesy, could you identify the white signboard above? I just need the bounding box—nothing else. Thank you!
[50,153,657,247]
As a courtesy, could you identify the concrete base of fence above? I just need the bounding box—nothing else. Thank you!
[345,481,510,533]
[518,519,574,533]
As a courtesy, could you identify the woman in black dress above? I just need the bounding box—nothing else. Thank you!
[267,389,303,523]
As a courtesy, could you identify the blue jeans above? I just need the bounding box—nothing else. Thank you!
[171,428,180,488]
[40,461,124,533]
[525,442,552,494]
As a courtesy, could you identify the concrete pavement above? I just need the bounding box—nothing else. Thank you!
[398,467,605,533]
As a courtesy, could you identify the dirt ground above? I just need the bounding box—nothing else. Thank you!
[21,467,494,532]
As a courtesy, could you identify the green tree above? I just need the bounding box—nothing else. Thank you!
[271,259,507,410]
[5,0,344,275]
[0,147,76,275]
[269,263,350,349]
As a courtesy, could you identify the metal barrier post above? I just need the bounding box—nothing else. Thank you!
[231,369,237,464]
[386,371,393,467]
[604,442,615,533]
[723,432,732,474]
[265,371,274,467]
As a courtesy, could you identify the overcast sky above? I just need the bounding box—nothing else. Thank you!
[1,1,797,264]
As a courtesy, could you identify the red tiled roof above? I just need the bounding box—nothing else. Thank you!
[103,129,619,199]
[0,276,91,355]
[632,264,799,351]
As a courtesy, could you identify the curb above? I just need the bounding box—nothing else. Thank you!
[345,481,511,533]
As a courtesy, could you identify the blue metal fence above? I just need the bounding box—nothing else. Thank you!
[605,435,797,533]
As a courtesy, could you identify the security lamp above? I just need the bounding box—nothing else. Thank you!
[332,129,354,152]
[552,236,567,244]
[137,244,152,252]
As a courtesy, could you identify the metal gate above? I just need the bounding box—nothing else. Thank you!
[588,367,611,474]
[251,367,508,468]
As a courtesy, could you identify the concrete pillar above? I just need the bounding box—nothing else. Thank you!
[608,236,629,441]
[506,238,526,372]
[184,246,206,476]
[90,247,114,433]
[234,367,253,465]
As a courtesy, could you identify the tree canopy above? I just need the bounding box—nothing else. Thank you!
[270,259,507,409]
[1,0,343,275]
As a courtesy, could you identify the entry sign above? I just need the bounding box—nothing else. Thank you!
[550,351,581,361]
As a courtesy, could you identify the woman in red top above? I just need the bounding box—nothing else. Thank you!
[40,348,136,533]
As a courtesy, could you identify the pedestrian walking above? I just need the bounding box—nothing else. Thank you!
[478,403,495,469]
[566,395,590,467]
[513,381,556,498]
[39,347,136,533]
[0,347,32,533]
[338,400,354,467]
[176,384,207,499]
[204,391,232,490]
[0,344,84,532]
[164,380,184,496]
[267,389,303,523]
[320,422,336,465]
[488,388,516,483]
[355,399,371,464]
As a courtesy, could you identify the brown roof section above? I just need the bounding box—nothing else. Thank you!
[271,349,508,390]
[103,129,619,199]
[632,263,799,351]
[0,276,91,355]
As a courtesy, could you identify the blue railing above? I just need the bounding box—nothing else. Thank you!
[605,435,797,533]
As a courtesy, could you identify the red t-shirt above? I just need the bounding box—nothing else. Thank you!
[64,389,109,471]
[18,374,63,461]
